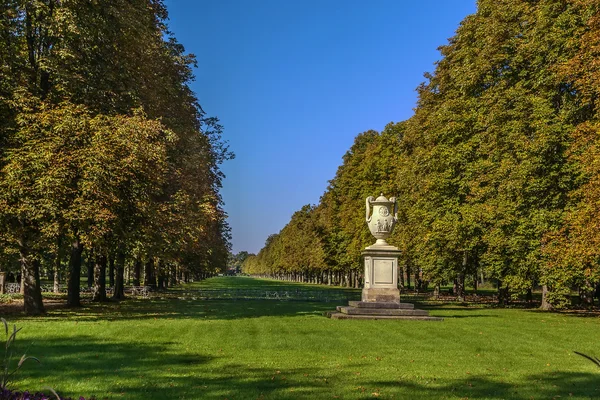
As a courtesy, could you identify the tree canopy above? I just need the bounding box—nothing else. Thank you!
[244,0,600,308]
[0,0,232,313]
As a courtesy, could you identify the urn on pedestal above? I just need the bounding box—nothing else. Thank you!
[325,193,442,320]
[362,194,401,303]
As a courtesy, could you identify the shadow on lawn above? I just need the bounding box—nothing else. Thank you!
[369,372,600,400]
[16,335,600,400]
[9,297,498,323]
[415,305,500,319]
[14,298,338,323]
[524,308,600,318]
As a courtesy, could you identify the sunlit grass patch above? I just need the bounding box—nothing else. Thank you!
[3,277,599,399]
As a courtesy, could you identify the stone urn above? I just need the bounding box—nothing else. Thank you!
[365,193,398,247]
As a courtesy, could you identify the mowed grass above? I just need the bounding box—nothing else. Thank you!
[178,276,360,293]
[4,276,600,399]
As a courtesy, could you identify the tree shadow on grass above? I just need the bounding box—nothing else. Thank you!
[8,298,473,323]
[12,298,338,323]
[524,308,600,318]
[414,305,500,319]
[370,371,600,400]
[15,335,600,400]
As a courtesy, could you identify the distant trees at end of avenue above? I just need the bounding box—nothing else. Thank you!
[243,0,600,310]
[0,0,233,314]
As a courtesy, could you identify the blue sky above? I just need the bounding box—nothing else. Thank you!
[163,0,477,254]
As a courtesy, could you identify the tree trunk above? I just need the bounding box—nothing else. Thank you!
[455,274,465,301]
[113,251,125,300]
[178,267,184,284]
[158,259,166,289]
[169,264,176,287]
[53,234,61,293]
[20,263,25,295]
[108,255,115,287]
[455,252,467,301]
[526,288,533,303]
[86,249,94,288]
[399,265,404,289]
[580,280,595,307]
[144,258,155,288]
[92,253,107,302]
[540,284,551,310]
[497,280,509,306]
[434,283,440,299]
[162,268,168,288]
[18,234,44,315]
[405,262,411,289]
[415,269,421,292]
[67,235,83,307]
[133,257,141,286]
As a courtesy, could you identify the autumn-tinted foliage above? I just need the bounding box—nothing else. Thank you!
[246,0,600,308]
[0,0,232,313]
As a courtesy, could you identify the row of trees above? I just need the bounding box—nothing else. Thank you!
[243,0,600,309]
[0,0,232,314]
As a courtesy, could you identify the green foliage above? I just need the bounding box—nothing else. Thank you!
[0,0,232,312]
[252,0,600,307]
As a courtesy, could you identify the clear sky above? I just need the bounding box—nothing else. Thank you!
[163,0,477,255]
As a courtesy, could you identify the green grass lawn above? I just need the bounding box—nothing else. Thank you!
[5,276,600,399]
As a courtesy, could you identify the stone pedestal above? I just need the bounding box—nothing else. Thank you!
[362,246,401,303]
[325,244,442,321]
[326,301,443,321]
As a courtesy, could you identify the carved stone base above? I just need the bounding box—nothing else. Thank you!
[361,287,400,303]
[362,247,401,303]
[324,301,443,321]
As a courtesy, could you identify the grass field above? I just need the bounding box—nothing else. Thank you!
[4,276,600,399]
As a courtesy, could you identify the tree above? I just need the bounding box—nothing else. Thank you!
[0,0,233,313]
